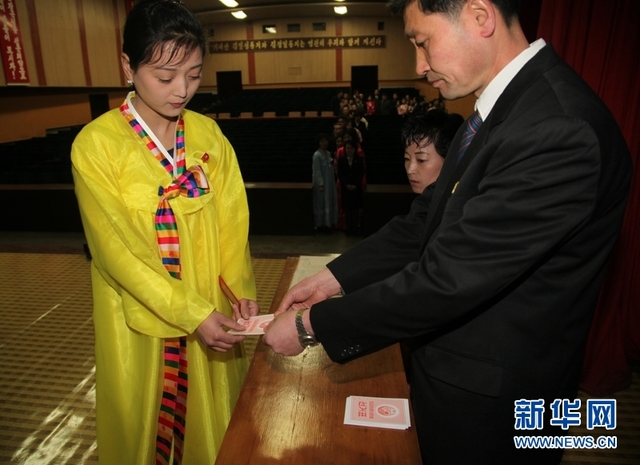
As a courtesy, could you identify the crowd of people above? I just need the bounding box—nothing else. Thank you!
[313,95,453,236]
[332,88,447,118]
[312,109,369,236]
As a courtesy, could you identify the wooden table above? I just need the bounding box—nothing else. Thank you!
[215,257,423,465]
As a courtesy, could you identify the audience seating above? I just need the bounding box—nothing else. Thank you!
[215,114,406,184]
[0,88,417,236]
[187,86,424,119]
[0,87,416,187]
[0,125,81,185]
[0,116,407,186]
[191,87,340,117]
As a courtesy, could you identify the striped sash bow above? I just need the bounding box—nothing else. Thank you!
[119,94,207,465]
[155,167,210,279]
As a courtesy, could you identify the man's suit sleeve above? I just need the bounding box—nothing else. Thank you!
[312,115,605,363]
[327,187,433,291]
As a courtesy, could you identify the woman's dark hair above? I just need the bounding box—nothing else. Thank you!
[343,139,358,151]
[344,128,360,147]
[401,109,464,158]
[123,0,206,71]
[316,133,329,145]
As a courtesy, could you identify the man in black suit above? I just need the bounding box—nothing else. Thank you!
[264,0,631,463]
[379,93,394,115]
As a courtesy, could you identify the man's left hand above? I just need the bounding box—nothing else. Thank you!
[263,309,305,356]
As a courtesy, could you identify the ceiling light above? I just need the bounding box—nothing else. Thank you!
[231,10,247,19]
[264,27,277,34]
[219,0,238,7]
[334,6,347,14]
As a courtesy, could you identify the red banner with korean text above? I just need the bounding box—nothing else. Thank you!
[0,0,30,85]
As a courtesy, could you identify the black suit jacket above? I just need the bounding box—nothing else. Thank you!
[337,155,365,209]
[310,45,631,464]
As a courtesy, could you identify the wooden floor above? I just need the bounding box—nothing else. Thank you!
[0,251,638,464]
[0,252,285,464]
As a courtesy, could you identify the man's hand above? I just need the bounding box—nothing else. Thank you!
[232,298,260,320]
[263,308,306,356]
[195,310,246,352]
[274,268,341,316]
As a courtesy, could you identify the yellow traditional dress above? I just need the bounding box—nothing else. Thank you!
[71,93,255,464]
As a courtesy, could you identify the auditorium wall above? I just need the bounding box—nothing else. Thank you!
[0,0,452,144]
[201,15,415,85]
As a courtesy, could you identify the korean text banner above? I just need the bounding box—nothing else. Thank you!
[210,35,386,54]
[0,0,30,85]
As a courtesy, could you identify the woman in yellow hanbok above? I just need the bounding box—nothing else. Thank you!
[71,1,257,463]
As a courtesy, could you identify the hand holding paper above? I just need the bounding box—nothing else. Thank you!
[219,275,260,319]
[227,314,275,335]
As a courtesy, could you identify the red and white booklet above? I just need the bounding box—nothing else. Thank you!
[344,396,411,430]
[227,314,275,335]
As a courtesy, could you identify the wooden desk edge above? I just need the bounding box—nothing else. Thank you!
[216,256,422,464]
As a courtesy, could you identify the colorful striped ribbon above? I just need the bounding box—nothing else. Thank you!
[156,167,209,278]
[120,98,209,464]
[156,337,188,464]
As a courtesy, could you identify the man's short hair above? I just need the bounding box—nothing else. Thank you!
[386,0,520,27]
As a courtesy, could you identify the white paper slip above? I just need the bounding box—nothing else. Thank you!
[227,314,275,335]
[344,395,411,430]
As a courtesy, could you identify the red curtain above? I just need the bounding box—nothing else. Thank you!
[125,0,135,15]
[537,0,640,395]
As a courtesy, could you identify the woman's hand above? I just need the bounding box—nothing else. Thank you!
[232,298,260,320]
[196,310,246,352]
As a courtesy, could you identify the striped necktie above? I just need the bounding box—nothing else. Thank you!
[457,110,483,164]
